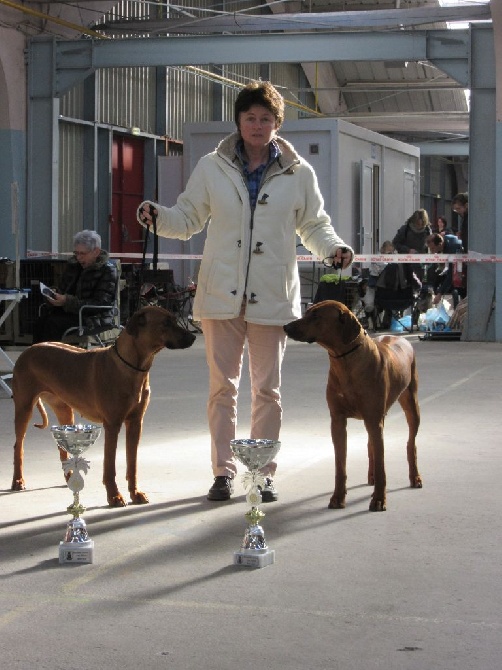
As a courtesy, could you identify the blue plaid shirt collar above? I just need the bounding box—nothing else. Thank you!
[235,139,281,209]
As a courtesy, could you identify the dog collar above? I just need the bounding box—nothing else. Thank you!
[113,343,149,373]
[329,331,367,360]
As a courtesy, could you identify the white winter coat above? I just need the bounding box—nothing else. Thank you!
[138,132,353,325]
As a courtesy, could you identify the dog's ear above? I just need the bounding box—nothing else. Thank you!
[339,308,361,344]
[126,310,147,337]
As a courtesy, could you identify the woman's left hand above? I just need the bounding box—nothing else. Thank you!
[332,246,353,269]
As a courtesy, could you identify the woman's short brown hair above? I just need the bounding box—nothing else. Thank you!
[234,81,285,128]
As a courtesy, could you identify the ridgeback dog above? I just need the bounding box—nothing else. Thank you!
[11,306,196,507]
[284,300,422,511]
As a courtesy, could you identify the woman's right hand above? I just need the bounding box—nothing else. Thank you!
[137,202,158,226]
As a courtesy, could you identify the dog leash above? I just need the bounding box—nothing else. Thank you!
[137,204,158,311]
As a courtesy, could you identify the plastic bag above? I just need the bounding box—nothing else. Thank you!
[390,314,412,332]
[424,300,450,331]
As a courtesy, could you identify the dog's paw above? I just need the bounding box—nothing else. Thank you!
[328,496,346,509]
[411,475,423,489]
[108,494,128,507]
[130,491,149,505]
[369,497,386,512]
[11,479,26,492]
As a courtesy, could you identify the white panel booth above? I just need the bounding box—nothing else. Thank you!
[157,119,420,298]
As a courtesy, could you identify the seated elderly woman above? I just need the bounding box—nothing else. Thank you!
[32,230,118,344]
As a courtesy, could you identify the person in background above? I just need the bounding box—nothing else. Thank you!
[436,215,452,236]
[392,208,432,282]
[393,209,432,254]
[426,232,464,307]
[451,192,469,251]
[137,80,353,503]
[32,230,117,343]
[364,240,395,330]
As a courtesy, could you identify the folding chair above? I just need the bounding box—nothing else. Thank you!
[61,260,123,348]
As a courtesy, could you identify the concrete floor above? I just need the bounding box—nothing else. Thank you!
[0,331,501,670]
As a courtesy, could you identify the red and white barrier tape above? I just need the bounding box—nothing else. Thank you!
[27,250,502,264]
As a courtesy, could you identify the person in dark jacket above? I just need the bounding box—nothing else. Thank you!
[436,215,452,236]
[451,192,468,251]
[393,209,432,254]
[32,230,117,343]
[392,208,432,283]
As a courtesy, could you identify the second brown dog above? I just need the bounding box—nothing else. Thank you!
[11,306,196,506]
[284,300,422,511]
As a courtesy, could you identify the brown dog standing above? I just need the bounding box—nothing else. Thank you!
[284,300,422,511]
[11,306,195,507]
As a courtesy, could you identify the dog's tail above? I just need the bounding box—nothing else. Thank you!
[33,399,49,429]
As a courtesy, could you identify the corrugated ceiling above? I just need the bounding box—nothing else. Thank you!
[92,0,490,145]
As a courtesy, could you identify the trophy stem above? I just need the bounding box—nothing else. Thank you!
[67,491,86,519]
[245,506,265,526]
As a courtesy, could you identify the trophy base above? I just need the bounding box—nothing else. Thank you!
[233,548,275,568]
[59,539,94,564]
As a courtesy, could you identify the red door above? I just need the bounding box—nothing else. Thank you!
[111,135,145,261]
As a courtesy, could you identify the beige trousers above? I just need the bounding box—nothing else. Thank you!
[201,311,287,478]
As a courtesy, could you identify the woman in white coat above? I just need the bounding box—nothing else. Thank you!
[137,81,353,502]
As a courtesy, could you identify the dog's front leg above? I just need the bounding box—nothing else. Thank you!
[365,420,386,511]
[328,413,348,509]
[124,417,149,505]
[102,424,127,507]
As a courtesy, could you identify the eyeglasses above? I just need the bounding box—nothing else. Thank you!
[74,249,92,257]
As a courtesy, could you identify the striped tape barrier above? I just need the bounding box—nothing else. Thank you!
[26,250,502,264]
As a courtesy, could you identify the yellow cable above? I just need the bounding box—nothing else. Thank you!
[0,0,108,39]
[187,66,324,117]
[0,3,321,116]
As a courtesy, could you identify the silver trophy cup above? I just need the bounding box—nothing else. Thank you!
[230,439,281,568]
[51,424,101,564]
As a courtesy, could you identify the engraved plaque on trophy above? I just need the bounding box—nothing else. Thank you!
[230,439,281,569]
[51,424,101,564]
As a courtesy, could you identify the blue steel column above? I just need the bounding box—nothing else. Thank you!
[27,37,60,254]
[496,123,502,342]
[464,25,497,341]
[82,73,98,233]
[96,127,112,247]
[491,3,502,343]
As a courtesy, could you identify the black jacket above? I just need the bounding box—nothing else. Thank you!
[58,250,118,331]
[392,222,432,254]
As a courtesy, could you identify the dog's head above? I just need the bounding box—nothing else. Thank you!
[125,306,196,350]
[284,300,362,351]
